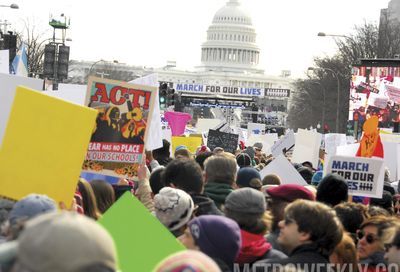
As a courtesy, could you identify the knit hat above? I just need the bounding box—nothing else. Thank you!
[0,211,117,272]
[175,145,188,152]
[195,145,211,156]
[267,184,315,202]
[187,215,241,266]
[153,250,221,272]
[236,153,251,168]
[225,188,266,214]
[8,194,57,226]
[236,167,262,189]
[154,187,194,231]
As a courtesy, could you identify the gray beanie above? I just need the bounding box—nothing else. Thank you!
[225,188,266,214]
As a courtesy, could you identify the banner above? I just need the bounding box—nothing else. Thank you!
[174,83,265,97]
[84,77,156,178]
[325,155,385,198]
[271,130,295,157]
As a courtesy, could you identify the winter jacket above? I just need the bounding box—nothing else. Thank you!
[359,251,387,272]
[190,193,224,216]
[204,182,234,210]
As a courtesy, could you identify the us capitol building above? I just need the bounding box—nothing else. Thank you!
[68,0,293,128]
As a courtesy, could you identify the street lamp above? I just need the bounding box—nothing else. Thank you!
[88,59,119,78]
[317,32,348,38]
[0,3,19,9]
[308,67,341,133]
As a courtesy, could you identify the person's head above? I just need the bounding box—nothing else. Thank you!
[163,158,204,194]
[78,178,101,220]
[253,142,263,157]
[236,167,262,190]
[243,146,255,160]
[236,153,252,168]
[262,174,281,186]
[329,232,358,272]
[153,139,171,160]
[154,187,194,237]
[297,167,313,184]
[149,167,166,196]
[278,199,343,256]
[370,190,394,215]
[334,202,368,235]
[225,188,269,235]
[212,147,224,155]
[181,215,241,267]
[204,155,237,186]
[368,205,391,217]
[316,174,348,207]
[301,161,314,171]
[174,147,191,159]
[266,184,315,231]
[385,228,400,268]
[153,250,221,272]
[357,216,399,261]
[7,211,117,272]
[89,180,115,214]
[195,151,214,170]
[6,194,57,240]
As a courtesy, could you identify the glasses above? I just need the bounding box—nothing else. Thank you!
[357,230,378,244]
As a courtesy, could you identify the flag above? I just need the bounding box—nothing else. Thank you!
[11,43,28,77]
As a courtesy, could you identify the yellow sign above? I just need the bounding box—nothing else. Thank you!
[171,136,203,156]
[0,86,97,205]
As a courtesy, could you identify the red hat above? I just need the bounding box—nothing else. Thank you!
[266,184,315,202]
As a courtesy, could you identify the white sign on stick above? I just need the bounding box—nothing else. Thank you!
[271,130,295,157]
[325,155,385,198]
[196,118,222,133]
[0,50,9,74]
[336,144,359,157]
[382,142,400,181]
[259,154,308,186]
[43,83,87,105]
[247,122,265,136]
[292,129,322,168]
[324,134,347,156]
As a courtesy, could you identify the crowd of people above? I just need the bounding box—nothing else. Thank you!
[0,138,400,272]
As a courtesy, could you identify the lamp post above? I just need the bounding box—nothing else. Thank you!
[88,59,118,78]
[308,67,340,133]
[0,3,19,8]
[310,80,326,133]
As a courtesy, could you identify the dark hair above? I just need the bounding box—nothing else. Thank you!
[360,216,399,245]
[90,180,116,214]
[152,139,171,162]
[163,159,204,194]
[334,202,367,234]
[174,148,191,159]
[392,229,400,248]
[195,151,213,170]
[78,178,101,220]
[149,167,165,195]
[285,199,343,256]
[297,167,313,184]
[316,174,348,207]
[369,190,394,214]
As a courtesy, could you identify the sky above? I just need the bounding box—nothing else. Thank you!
[0,0,389,78]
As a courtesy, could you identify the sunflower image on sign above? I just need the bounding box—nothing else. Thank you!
[356,116,384,158]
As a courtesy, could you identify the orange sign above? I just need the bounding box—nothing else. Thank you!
[356,116,384,158]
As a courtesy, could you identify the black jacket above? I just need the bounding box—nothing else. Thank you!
[190,193,224,216]
[253,244,330,272]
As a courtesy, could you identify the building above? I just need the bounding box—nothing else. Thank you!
[378,0,400,58]
[68,0,293,128]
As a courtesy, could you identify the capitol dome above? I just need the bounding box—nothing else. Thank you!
[199,0,262,73]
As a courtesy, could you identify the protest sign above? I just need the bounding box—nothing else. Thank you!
[357,116,384,158]
[172,136,203,155]
[207,129,239,154]
[99,192,185,272]
[42,83,87,105]
[325,155,385,198]
[292,129,322,168]
[130,73,163,150]
[84,77,156,178]
[247,122,265,136]
[336,143,360,157]
[0,50,9,74]
[324,134,347,156]
[0,73,43,95]
[271,130,295,157]
[382,142,400,181]
[259,155,308,186]
[195,118,222,133]
[0,86,97,204]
